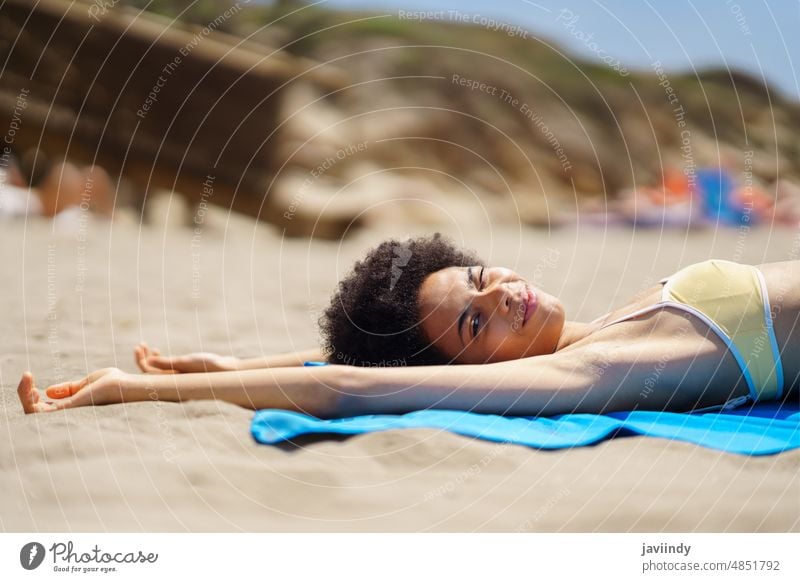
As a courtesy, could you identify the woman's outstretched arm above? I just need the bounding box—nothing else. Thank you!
[341,351,607,416]
[19,347,617,418]
[134,343,326,374]
[235,348,327,369]
[19,365,349,417]
[340,338,717,415]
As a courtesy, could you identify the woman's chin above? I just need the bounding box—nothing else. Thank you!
[524,326,563,356]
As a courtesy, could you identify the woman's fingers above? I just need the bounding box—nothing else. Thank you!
[45,379,85,399]
[136,342,157,370]
[19,368,124,413]
[135,342,220,374]
[17,373,69,413]
[135,344,149,372]
[45,368,119,399]
[135,343,178,374]
[135,344,163,373]
[17,372,39,414]
[141,354,179,373]
[146,355,182,372]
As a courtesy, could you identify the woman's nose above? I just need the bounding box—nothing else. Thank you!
[481,283,510,314]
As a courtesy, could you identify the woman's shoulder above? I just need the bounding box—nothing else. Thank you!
[586,280,666,329]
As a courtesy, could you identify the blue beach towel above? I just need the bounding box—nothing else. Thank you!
[251,364,800,456]
[252,402,800,456]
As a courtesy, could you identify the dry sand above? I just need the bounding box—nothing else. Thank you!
[1,210,799,532]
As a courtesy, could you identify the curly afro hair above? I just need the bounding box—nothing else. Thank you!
[319,233,484,367]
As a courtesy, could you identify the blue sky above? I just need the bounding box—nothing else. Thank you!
[314,0,799,100]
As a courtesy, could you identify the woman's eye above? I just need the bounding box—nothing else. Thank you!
[471,313,481,337]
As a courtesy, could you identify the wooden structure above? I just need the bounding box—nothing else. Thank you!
[0,0,341,219]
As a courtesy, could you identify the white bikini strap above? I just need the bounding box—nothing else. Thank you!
[597,304,665,330]
[754,268,785,398]
[597,277,672,329]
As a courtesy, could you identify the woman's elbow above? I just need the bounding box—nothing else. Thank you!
[311,364,364,418]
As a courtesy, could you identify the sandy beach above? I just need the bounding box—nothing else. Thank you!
[1,212,798,532]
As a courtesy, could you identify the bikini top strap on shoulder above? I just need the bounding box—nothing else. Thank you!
[596,275,672,330]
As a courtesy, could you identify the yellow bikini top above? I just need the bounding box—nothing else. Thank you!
[598,260,785,405]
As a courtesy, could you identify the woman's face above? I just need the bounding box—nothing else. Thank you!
[417,265,565,364]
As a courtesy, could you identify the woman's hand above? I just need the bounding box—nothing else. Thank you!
[17,368,127,414]
[134,342,239,374]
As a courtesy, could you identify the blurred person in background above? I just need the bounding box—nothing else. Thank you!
[0,149,114,220]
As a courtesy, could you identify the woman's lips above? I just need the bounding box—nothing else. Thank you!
[523,285,537,324]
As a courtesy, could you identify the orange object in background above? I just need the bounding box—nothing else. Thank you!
[647,168,693,206]
[663,167,692,196]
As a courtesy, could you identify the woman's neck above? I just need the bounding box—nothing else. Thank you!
[555,320,598,351]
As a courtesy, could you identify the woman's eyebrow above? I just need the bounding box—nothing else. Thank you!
[457,267,475,347]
